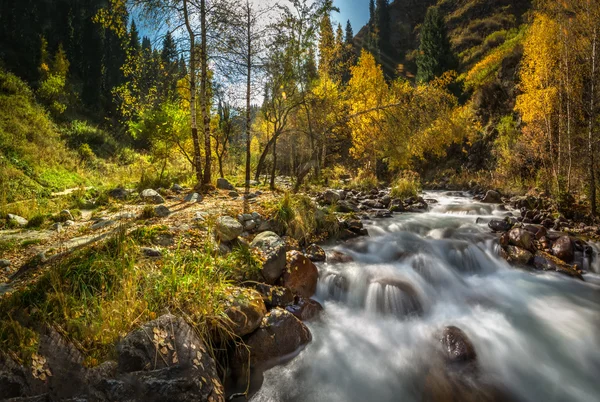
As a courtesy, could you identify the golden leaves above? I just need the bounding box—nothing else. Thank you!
[31,353,52,382]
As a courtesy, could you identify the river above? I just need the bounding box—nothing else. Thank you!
[251,191,600,402]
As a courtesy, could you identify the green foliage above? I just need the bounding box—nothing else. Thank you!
[0,68,87,202]
[63,121,118,159]
[417,6,457,83]
[78,144,95,163]
[270,192,326,245]
[391,171,421,199]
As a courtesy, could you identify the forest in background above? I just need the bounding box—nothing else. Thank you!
[1,0,600,218]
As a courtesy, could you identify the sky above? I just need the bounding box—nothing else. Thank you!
[332,0,370,34]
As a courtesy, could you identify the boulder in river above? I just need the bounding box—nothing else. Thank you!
[250,231,286,283]
[243,308,311,370]
[504,245,533,265]
[283,251,319,298]
[551,235,574,262]
[215,216,243,242]
[508,228,534,251]
[488,219,511,232]
[481,190,502,203]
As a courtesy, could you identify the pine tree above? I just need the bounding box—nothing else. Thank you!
[130,20,141,55]
[345,20,353,44]
[416,6,456,83]
[376,0,391,60]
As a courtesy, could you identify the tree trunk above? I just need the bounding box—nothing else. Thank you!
[183,0,202,185]
[200,0,211,186]
[589,26,597,216]
[245,2,252,195]
[270,135,277,190]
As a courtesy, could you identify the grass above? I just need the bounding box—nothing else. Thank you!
[390,172,422,199]
[0,226,263,366]
[267,192,338,245]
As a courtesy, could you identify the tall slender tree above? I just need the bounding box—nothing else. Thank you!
[416,6,456,83]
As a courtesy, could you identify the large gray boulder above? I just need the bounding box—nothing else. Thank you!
[250,231,286,283]
[215,216,243,241]
[216,178,235,190]
[140,189,165,204]
[322,189,341,205]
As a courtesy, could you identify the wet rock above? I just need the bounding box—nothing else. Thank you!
[488,219,511,232]
[533,250,583,280]
[481,190,502,203]
[327,250,354,263]
[250,231,286,283]
[285,298,324,321]
[508,228,534,251]
[440,326,477,364]
[216,177,235,190]
[283,251,319,298]
[154,205,170,217]
[504,245,533,265]
[224,287,267,337]
[254,284,294,308]
[215,216,243,242]
[552,235,574,262]
[244,308,311,370]
[140,189,165,204]
[369,278,423,317]
[7,214,28,227]
[304,243,326,262]
[183,192,202,203]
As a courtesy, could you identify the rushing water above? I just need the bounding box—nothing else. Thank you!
[251,191,600,402]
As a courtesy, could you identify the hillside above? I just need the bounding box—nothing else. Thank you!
[0,68,88,203]
[355,0,531,79]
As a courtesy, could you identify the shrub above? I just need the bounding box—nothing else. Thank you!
[141,205,156,219]
[349,168,379,191]
[391,171,421,199]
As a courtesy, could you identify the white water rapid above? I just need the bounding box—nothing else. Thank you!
[251,191,600,402]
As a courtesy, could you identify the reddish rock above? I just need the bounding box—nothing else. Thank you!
[551,235,574,262]
[283,251,319,298]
